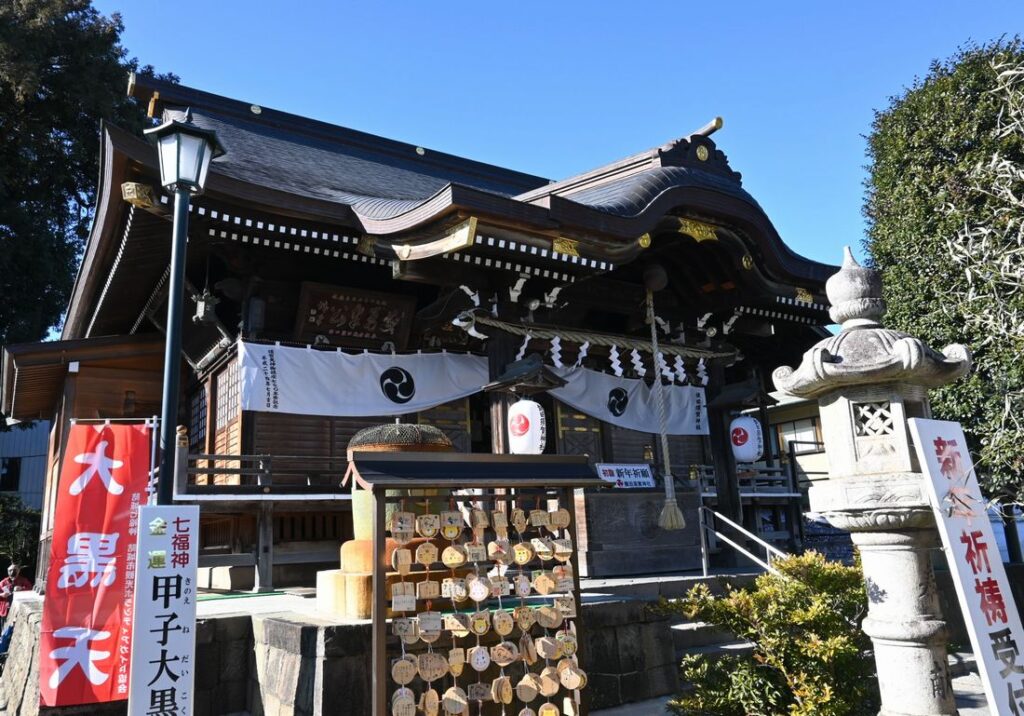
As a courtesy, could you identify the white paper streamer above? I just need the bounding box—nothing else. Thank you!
[550,336,564,368]
[575,341,590,368]
[630,349,646,377]
[609,346,623,377]
[459,285,481,307]
[515,333,531,361]
[656,351,674,381]
[697,358,709,386]
[673,355,688,384]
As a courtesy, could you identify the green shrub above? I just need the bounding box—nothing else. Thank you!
[664,552,878,716]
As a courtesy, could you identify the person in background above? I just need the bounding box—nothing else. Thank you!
[0,566,31,630]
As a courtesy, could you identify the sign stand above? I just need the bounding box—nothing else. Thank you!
[910,418,1024,716]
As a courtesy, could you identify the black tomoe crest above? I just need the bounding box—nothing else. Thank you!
[607,387,629,416]
[380,367,415,404]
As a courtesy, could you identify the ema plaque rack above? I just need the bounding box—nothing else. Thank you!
[345,452,606,716]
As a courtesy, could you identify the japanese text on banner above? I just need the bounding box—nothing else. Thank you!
[39,422,151,707]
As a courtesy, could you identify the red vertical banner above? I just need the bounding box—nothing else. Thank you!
[39,422,152,707]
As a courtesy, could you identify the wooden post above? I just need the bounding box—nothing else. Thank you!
[254,503,274,592]
[371,488,386,716]
[706,364,742,568]
[486,300,519,455]
[173,426,189,499]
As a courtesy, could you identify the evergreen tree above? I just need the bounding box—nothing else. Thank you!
[865,39,1024,503]
[0,0,175,345]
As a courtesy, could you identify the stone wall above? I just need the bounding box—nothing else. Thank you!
[0,598,251,716]
[249,613,371,716]
[0,594,675,715]
[583,597,678,709]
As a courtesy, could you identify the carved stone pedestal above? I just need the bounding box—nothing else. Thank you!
[812,475,956,716]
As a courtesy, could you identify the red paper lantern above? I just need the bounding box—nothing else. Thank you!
[508,399,546,455]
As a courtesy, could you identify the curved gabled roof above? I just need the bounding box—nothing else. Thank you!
[126,76,833,287]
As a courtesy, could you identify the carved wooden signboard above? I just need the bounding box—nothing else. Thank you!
[294,282,416,350]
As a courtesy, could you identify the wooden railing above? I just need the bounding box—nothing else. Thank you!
[174,449,352,500]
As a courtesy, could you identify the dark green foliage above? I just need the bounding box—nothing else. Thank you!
[665,552,877,716]
[864,38,1024,501]
[0,494,39,574]
[0,0,175,346]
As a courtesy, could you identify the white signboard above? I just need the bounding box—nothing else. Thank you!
[909,418,1024,715]
[596,463,656,489]
[128,505,199,716]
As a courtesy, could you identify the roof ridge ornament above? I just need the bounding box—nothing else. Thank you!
[772,248,971,399]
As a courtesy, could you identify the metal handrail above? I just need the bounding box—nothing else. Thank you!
[698,505,789,577]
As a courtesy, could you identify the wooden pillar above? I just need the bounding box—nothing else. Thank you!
[486,324,518,455]
[254,503,274,592]
[705,363,743,568]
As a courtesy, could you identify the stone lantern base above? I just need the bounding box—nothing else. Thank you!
[810,473,957,716]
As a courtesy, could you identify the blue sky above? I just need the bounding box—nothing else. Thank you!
[94,0,1023,266]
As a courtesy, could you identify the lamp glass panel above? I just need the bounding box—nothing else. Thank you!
[196,140,212,190]
[157,134,180,187]
[176,133,206,187]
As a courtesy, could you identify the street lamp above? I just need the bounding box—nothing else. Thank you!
[145,109,225,505]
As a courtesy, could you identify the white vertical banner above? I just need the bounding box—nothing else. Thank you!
[128,505,200,716]
[909,418,1024,715]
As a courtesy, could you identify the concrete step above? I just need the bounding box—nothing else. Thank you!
[580,569,760,600]
[670,620,736,651]
[683,640,755,658]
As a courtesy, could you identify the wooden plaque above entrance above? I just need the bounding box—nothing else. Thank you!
[293,282,416,350]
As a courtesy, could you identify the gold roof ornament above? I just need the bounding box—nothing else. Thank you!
[552,237,579,257]
[678,218,718,243]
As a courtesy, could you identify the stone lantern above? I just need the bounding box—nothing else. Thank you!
[773,248,971,716]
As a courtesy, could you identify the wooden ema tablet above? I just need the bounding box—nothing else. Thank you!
[516,672,540,702]
[420,687,440,716]
[520,633,538,665]
[469,611,491,636]
[490,640,520,666]
[537,604,562,629]
[538,666,560,697]
[415,541,439,567]
[416,513,440,538]
[514,605,537,632]
[418,651,448,682]
[467,682,491,702]
[440,511,464,540]
[442,686,468,714]
[492,675,513,704]
[390,655,417,685]
[492,610,515,636]
[468,644,491,672]
[549,507,571,530]
[511,508,529,534]
[514,574,532,597]
[447,648,465,677]
[512,541,534,565]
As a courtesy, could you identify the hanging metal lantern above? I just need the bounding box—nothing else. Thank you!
[729,415,764,463]
[508,399,546,455]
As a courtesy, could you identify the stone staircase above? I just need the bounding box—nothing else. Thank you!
[579,569,761,708]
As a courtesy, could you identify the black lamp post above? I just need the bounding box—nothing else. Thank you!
[145,109,225,505]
